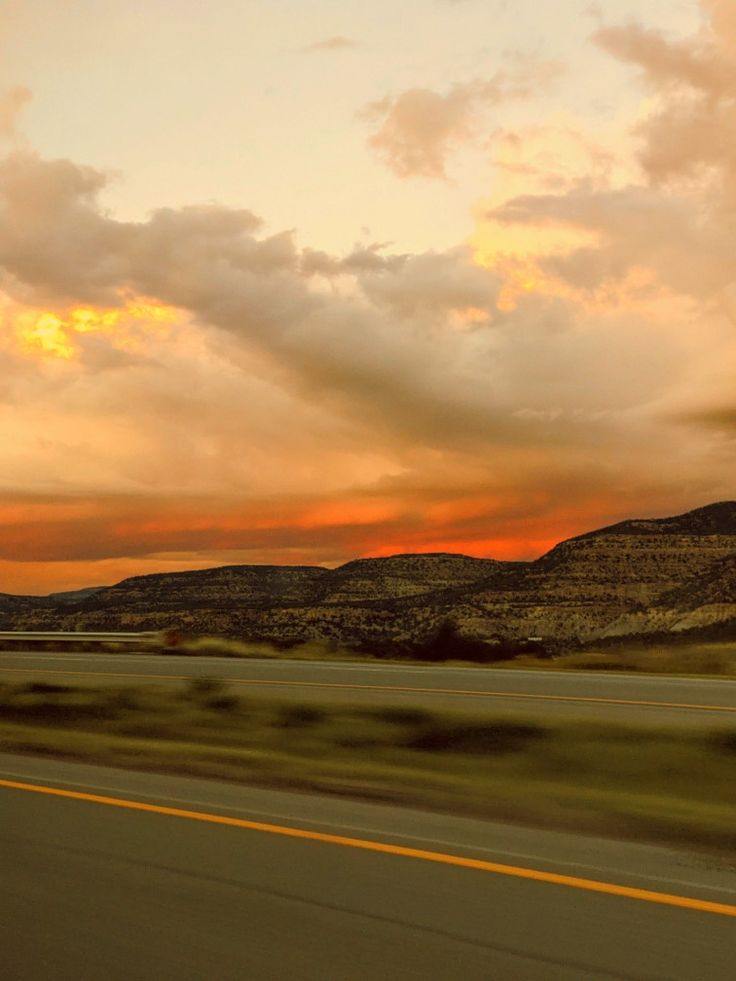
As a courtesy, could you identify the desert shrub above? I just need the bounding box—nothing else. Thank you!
[204,694,240,712]
[373,706,433,726]
[0,691,112,724]
[404,719,545,754]
[182,637,275,658]
[186,677,225,699]
[105,688,140,711]
[113,719,175,738]
[414,622,518,663]
[21,682,73,695]
[710,730,736,754]
[276,703,327,727]
[332,720,388,749]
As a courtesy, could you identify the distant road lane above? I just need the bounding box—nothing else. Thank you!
[1,753,735,980]
[1,652,736,725]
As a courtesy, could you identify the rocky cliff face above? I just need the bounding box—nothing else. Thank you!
[4,502,736,647]
[453,503,736,641]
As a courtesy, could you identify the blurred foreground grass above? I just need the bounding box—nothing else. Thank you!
[1,678,734,854]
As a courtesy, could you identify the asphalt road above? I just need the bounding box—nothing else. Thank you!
[1,752,734,980]
[2,652,736,726]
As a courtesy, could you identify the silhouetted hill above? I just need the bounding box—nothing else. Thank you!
[571,501,736,539]
[0,593,40,612]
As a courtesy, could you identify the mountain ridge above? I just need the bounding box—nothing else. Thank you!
[3,502,736,649]
[567,500,736,541]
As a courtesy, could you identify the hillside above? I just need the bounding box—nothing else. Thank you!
[450,502,736,642]
[579,501,736,538]
[0,593,39,613]
[315,554,505,604]
[3,502,736,649]
[88,565,329,611]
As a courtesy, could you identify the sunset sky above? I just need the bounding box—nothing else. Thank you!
[1,0,735,594]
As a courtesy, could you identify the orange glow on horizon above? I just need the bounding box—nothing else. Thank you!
[0,489,680,595]
[363,537,557,562]
[295,499,401,530]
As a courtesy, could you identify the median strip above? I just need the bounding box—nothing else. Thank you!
[1,680,734,853]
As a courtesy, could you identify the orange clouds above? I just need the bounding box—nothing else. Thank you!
[362,64,560,179]
[0,483,679,595]
[470,3,736,327]
[594,5,736,198]
[0,126,729,594]
[0,3,734,596]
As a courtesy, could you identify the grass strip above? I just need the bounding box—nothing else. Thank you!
[1,678,734,854]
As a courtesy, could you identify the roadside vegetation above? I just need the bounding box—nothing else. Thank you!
[176,631,736,678]
[177,636,357,660]
[5,619,734,677]
[174,623,537,663]
[514,640,736,677]
[173,623,736,677]
[1,679,734,855]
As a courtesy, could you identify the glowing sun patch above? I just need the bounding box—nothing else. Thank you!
[9,300,179,360]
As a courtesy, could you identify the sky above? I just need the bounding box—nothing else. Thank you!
[0,0,734,594]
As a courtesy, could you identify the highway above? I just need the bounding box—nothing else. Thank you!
[2,651,736,725]
[1,752,734,980]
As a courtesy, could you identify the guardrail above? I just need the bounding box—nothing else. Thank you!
[0,630,164,650]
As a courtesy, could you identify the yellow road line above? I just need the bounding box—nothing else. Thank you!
[2,777,735,919]
[226,679,736,712]
[0,666,734,712]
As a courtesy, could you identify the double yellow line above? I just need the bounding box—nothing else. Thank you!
[2,777,735,919]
